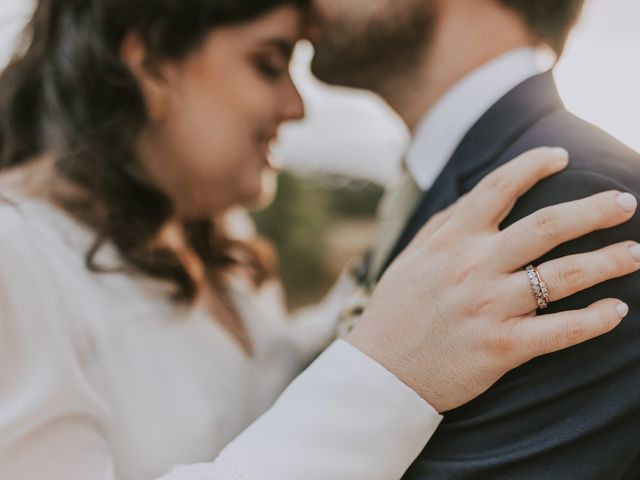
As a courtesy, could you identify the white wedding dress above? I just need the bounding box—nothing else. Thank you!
[0,195,441,480]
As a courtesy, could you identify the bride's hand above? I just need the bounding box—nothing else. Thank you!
[348,147,640,412]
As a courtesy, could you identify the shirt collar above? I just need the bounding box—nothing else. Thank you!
[405,47,545,191]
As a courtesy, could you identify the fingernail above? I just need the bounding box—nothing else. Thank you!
[617,193,638,212]
[550,147,569,162]
[617,302,629,319]
[630,244,640,261]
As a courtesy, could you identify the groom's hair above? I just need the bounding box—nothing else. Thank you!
[498,0,586,56]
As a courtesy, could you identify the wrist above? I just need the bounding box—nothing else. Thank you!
[346,326,444,412]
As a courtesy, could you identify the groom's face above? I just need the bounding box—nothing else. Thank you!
[308,0,436,92]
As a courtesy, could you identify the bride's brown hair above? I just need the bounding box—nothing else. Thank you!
[0,0,309,301]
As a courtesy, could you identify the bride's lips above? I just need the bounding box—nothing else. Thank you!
[256,132,278,167]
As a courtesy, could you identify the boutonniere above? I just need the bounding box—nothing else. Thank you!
[336,256,374,338]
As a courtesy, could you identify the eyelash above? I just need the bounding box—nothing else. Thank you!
[255,58,287,80]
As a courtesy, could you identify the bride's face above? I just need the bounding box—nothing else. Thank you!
[125,6,305,219]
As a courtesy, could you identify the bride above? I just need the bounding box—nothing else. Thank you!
[0,1,638,479]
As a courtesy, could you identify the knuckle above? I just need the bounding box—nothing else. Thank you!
[452,262,477,286]
[609,247,631,274]
[474,291,498,316]
[512,149,543,169]
[480,170,512,195]
[563,318,587,346]
[593,194,614,220]
[558,260,586,290]
[533,209,562,240]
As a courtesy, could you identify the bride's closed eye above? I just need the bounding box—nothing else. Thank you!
[254,54,288,79]
[251,40,295,80]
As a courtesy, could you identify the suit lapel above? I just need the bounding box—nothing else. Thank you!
[380,72,565,275]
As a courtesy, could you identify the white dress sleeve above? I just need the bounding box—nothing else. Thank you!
[0,208,117,479]
[0,207,442,480]
[160,341,442,480]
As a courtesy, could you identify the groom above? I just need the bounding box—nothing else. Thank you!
[309,0,640,478]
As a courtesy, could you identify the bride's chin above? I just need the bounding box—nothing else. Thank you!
[258,168,278,206]
[241,168,278,211]
[202,167,276,214]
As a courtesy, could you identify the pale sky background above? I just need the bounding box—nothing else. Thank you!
[1,0,638,185]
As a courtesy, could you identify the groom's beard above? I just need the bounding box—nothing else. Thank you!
[309,0,436,94]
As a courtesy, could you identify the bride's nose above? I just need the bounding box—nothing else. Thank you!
[280,78,305,122]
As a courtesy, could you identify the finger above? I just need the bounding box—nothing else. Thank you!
[452,147,569,231]
[503,242,640,315]
[512,299,628,364]
[496,190,637,271]
[403,195,466,255]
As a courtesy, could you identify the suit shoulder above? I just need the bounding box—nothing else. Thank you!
[498,113,640,234]
[512,109,640,193]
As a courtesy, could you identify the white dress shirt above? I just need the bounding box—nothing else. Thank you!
[406,47,545,191]
[0,195,441,480]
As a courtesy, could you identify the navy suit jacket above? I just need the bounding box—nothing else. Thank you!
[384,72,640,479]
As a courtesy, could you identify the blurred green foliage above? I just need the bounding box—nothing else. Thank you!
[252,170,383,308]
